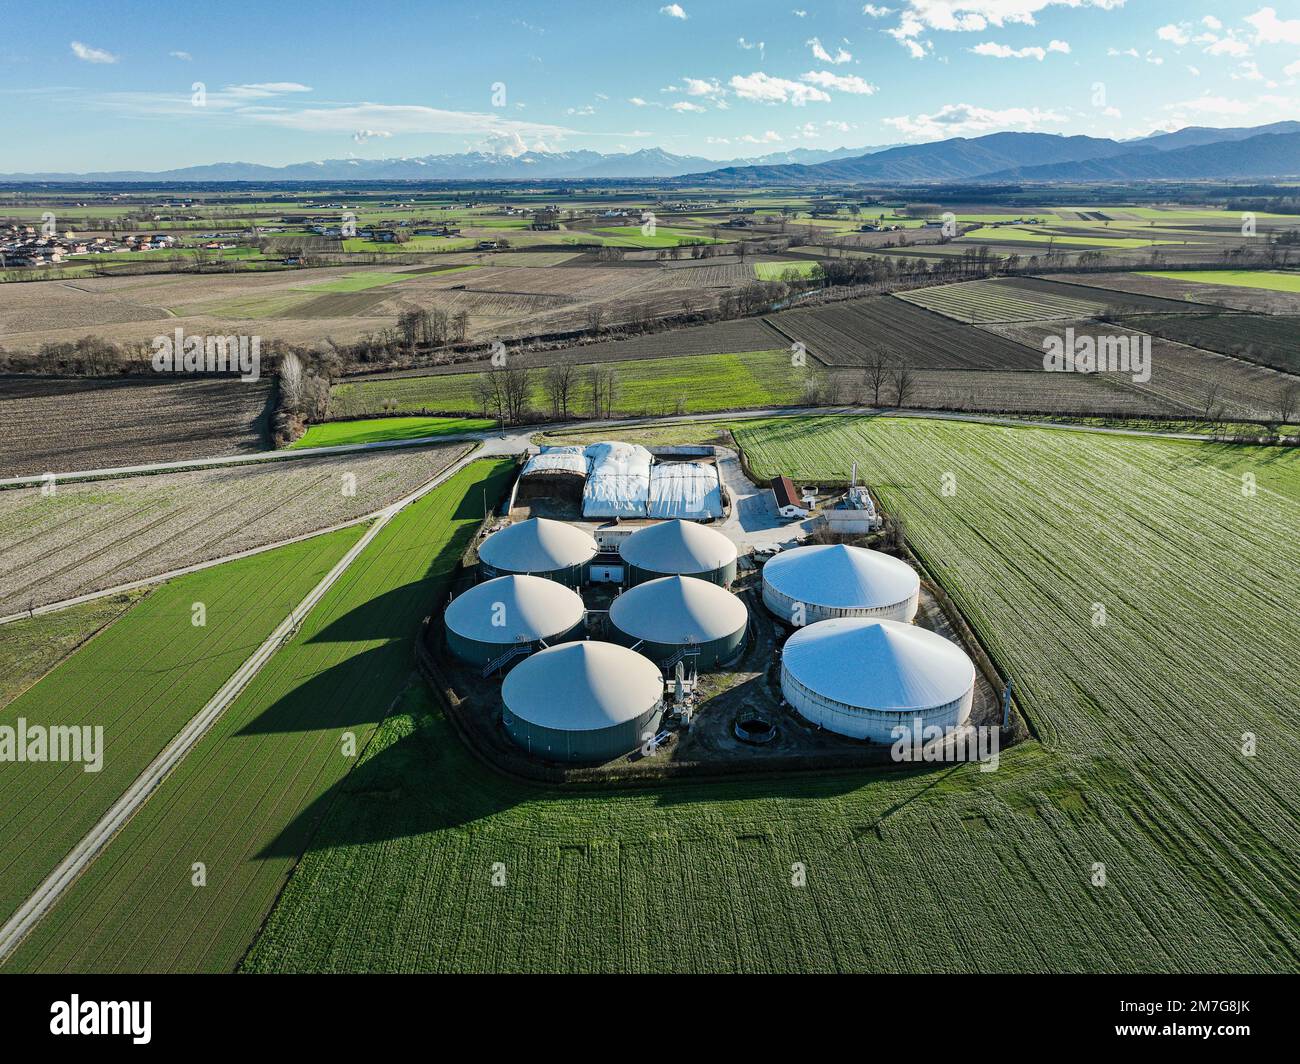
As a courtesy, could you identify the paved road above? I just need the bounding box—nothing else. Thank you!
[0,446,486,964]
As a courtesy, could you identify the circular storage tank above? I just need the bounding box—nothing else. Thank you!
[444,574,586,668]
[762,543,919,625]
[502,641,664,763]
[781,617,975,742]
[620,519,738,587]
[610,575,748,668]
[478,517,597,588]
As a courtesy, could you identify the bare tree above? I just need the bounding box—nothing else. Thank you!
[500,365,532,423]
[543,363,577,419]
[1201,381,1222,424]
[1277,382,1298,428]
[278,351,304,414]
[892,364,915,408]
[585,305,605,335]
[864,354,889,407]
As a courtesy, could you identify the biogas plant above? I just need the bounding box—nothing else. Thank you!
[425,441,1004,779]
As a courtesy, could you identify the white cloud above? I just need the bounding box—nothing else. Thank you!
[1108,47,1164,64]
[222,82,312,99]
[169,50,192,61]
[740,130,783,143]
[863,5,894,16]
[971,39,1069,59]
[800,70,879,93]
[738,37,765,58]
[824,119,853,132]
[807,37,853,63]
[1246,7,1300,45]
[628,96,649,106]
[729,71,831,105]
[1233,61,1265,81]
[660,4,688,19]
[884,101,1065,140]
[671,100,706,112]
[1285,59,1300,77]
[792,9,808,17]
[1157,24,1190,46]
[1188,64,1201,75]
[352,129,391,143]
[682,76,724,97]
[70,41,118,64]
[894,0,1124,35]
[1203,35,1250,57]
[1164,94,1253,115]
[566,105,596,115]
[1202,15,1222,31]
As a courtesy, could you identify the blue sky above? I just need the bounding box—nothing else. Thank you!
[2,1,1298,170]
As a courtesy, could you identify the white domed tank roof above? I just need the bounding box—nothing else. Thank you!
[619,519,737,575]
[783,618,974,712]
[610,576,747,645]
[479,517,597,573]
[502,641,663,731]
[763,544,919,621]
[445,575,585,644]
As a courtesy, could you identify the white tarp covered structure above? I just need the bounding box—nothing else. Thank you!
[582,442,653,519]
[521,446,588,478]
[648,463,724,520]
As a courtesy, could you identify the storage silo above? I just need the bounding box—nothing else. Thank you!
[780,617,975,741]
[609,575,748,668]
[619,519,737,587]
[478,517,598,587]
[762,543,919,625]
[443,575,586,668]
[501,641,665,763]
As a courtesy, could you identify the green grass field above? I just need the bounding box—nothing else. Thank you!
[293,271,418,293]
[754,260,821,280]
[6,460,514,973]
[961,227,1181,248]
[0,592,145,710]
[328,350,803,421]
[591,226,723,248]
[342,236,475,253]
[289,416,493,448]
[235,417,1299,973]
[1138,270,1300,293]
[0,528,364,925]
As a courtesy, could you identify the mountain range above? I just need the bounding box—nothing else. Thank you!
[683,122,1300,184]
[2,122,1297,184]
[0,144,888,183]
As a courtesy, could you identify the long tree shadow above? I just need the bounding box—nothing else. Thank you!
[256,707,526,856]
[234,646,403,735]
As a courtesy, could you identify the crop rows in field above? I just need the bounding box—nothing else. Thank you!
[240,419,1300,973]
[1040,271,1296,315]
[6,460,515,973]
[1122,313,1300,377]
[0,443,467,614]
[896,278,1111,323]
[0,527,363,925]
[770,295,1042,369]
[981,319,1298,420]
[0,376,270,478]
